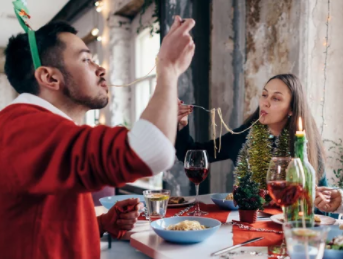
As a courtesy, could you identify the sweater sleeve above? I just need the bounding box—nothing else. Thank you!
[0,105,163,195]
[175,124,247,163]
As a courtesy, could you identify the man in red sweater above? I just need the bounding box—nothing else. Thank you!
[0,16,195,259]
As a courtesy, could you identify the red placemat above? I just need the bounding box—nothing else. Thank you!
[232,220,283,246]
[262,207,283,215]
[139,203,230,223]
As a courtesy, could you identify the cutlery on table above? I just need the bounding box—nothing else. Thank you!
[210,237,264,256]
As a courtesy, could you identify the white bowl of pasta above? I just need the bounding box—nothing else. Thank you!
[150,216,221,243]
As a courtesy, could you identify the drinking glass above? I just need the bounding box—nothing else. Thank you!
[283,221,329,259]
[184,150,209,216]
[143,190,170,222]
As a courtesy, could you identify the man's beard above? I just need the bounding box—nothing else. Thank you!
[61,70,108,109]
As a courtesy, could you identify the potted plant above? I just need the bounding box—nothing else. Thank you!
[233,172,265,223]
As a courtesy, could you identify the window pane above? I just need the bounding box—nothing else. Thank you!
[135,80,151,121]
[85,110,99,126]
[135,28,160,78]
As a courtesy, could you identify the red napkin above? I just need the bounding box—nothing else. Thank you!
[232,220,283,247]
[262,206,283,215]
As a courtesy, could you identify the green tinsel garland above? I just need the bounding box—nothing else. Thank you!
[233,122,291,190]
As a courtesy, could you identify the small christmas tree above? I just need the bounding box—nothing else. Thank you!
[234,172,265,210]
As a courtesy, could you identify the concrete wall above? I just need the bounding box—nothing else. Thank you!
[0,48,16,110]
[242,0,343,186]
[305,0,343,185]
[210,0,246,193]
[244,0,301,116]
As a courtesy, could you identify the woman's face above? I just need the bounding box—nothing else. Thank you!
[259,79,292,126]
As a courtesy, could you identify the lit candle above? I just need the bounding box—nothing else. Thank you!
[296,117,305,137]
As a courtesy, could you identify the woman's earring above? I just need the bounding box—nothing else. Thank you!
[288,114,292,119]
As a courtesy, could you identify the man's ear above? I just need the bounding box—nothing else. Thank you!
[34,66,64,91]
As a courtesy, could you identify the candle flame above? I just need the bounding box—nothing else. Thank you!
[298,117,303,131]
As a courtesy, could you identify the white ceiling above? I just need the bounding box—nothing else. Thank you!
[0,0,69,47]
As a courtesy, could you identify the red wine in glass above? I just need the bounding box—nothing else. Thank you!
[267,180,303,207]
[185,167,209,184]
[266,157,305,259]
[184,150,209,216]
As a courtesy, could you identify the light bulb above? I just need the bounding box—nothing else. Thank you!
[96,36,102,41]
[99,114,106,125]
[95,1,100,6]
[96,6,102,12]
[91,28,99,36]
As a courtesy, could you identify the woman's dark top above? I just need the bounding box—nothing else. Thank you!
[176,124,249,166]
[175,124,328,187]
[175,123,335,217]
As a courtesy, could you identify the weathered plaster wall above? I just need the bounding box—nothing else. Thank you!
[108,15,132,127]
[210,0,246,193]
[305,0,343,186]
[243,0,343,186]
[244,0,301,116]
[0,48,16,110]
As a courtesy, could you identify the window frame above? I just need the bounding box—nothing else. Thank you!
[130,4,160,123]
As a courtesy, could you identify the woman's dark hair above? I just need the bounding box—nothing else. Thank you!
[244,74,325,180]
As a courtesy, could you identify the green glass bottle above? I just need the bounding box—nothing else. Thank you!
[285,130,315,225]
[294,132,315,224]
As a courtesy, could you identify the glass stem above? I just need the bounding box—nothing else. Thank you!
[282,206,287,223]
[195,184,200,213]
[281,206,287,256]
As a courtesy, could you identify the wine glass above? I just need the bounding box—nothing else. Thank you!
[184,150,209,216]
[267,158,305,219]
[267,157,305,258]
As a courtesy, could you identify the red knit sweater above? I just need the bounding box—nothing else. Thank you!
[0,104,152,259]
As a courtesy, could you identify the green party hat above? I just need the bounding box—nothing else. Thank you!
[13,0,41,69]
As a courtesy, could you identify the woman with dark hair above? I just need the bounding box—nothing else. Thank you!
[176,74,327,190]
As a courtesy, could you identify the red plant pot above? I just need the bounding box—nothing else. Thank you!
[239,209,258,223]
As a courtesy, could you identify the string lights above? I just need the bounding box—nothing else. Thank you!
[95,0,104,13]
[91,28,99,36]
[320,0,330,136]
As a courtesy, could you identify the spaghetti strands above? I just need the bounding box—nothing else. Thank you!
[166,220,207,231]
[210,107,261,158]
[111,58,158,87]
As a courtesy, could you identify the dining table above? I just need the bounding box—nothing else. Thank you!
[95,194,342,259]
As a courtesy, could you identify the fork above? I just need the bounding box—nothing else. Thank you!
[182,103,212,112]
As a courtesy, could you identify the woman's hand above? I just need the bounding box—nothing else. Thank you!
[315,186,342,212]
[178,99,192,130]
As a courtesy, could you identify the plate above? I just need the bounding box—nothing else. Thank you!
[270,213,336,225]
[168,197,196,207]
[324,225,343,259]
[150,216,221,243]
[99,195,145,210]
[211,193,239,211]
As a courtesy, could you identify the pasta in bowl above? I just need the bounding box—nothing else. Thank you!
[166,220,207,231]
[150,216,221,243]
